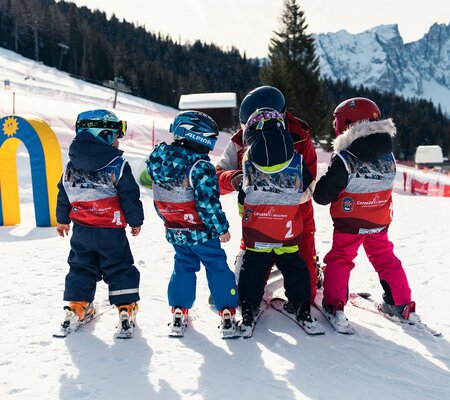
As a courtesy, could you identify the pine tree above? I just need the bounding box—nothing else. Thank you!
[260,0,330,142]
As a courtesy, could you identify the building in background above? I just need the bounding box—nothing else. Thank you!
[178,92,237,131]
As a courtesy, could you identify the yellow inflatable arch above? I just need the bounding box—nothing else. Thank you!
[0,115,62,226]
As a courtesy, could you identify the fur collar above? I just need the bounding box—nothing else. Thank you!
[333,118,396,152]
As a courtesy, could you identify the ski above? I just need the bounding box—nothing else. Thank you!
[53,306,101,338]
[348,293,442,337]
[313,289,354,334]
[168,308,189,338]
[270,298,325,335]
[238,299,269,338]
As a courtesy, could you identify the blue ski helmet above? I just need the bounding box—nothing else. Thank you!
[76,109,127,145]
[239,86,286,124]
[169,110,219,152]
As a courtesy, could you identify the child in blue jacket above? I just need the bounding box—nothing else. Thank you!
[147,111,238,338]
[56,109,144,338]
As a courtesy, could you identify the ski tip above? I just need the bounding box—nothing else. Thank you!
[52,333,69,338]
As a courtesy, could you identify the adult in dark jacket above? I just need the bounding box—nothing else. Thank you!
[56,109,144,337]
[216,86,319,302]
[313,98,415,332]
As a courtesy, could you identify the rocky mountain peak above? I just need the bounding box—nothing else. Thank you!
[313,23,450,114]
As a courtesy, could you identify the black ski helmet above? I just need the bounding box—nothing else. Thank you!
[243,108,286,146]
[239,86,286,124]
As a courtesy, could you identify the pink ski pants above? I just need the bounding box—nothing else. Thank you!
[323,231,411,307]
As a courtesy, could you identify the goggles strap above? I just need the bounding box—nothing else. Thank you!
[171,125,217,149]
[77,119,127,136]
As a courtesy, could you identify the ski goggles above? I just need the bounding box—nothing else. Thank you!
[244,109,286,132]
[76,119,127,138]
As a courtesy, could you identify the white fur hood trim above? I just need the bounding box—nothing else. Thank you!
[333,118,396,152]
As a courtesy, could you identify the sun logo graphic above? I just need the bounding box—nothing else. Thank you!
[2,116,19,137]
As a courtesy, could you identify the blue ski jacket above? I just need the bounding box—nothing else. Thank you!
[147,142,229,246]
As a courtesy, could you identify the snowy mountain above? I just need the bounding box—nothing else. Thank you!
[1,47,450,400]
[313,23,450,114]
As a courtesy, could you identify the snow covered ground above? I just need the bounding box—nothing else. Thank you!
[1,47,450,400]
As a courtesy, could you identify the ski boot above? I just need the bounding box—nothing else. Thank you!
[322,300,354,334]
[283,300,323,334]
[218,307,239,339]
[380,301,420,323]
[284,301,315,324]
[55,301,96,337]
[168,306,189,337]
[68,301,96,321]
[238,301,258,338]
[115,302,138,339]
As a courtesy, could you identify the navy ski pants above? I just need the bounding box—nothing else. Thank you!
[169,238,238,311]
[64,224,140,305]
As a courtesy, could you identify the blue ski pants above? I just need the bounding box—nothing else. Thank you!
[169,238,238,311]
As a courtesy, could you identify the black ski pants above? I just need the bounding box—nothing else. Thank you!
[238,249,311,308]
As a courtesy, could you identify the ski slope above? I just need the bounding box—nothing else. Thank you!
[0,47,449,400]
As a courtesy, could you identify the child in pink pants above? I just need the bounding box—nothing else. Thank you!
[313,97,414,320]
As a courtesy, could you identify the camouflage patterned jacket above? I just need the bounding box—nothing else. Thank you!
[147,142,229,246]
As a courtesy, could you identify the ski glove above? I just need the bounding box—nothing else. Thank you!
[231,172,243,191]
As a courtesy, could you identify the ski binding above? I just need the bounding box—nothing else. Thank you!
[53,306,100,338]
[219,308,240,339]
[115,307,136,339]
[168,308,188,338]
[238,299,269,338]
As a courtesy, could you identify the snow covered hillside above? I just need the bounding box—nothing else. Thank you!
[0,47,232,170]
[0,48,450,400]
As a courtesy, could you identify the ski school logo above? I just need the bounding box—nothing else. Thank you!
[341,197,354,212]
[243,208,253,222]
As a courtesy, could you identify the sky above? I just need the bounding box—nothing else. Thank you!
[61,0,450,58]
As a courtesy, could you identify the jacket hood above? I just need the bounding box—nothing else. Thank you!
[147,142,209,184]
[69,131,123,170]
[333,118,396,152]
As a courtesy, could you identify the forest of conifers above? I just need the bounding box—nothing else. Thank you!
[0,0,448,158]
